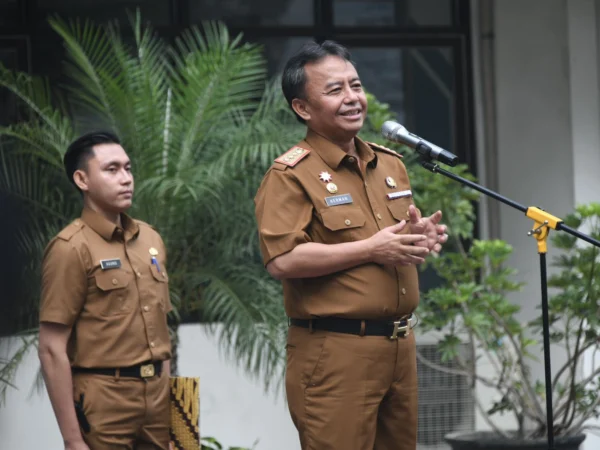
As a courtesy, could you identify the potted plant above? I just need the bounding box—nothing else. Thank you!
[415,204,600,449]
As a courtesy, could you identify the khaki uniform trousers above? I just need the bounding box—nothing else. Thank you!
[286,325,418,450]
[72,369,170,449]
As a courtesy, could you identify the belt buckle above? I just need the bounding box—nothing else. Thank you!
[140,363,155,378]
[390,320,410,340]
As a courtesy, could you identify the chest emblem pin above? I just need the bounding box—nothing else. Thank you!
[326,182,338,194]
[385,177,397,188]
[149,247,161,273]
[319,171,333,183]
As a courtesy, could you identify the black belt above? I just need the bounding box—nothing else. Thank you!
[290,315,415,339]
[72,361,162,379]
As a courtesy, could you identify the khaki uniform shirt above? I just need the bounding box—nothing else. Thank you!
[255,130,420,320]
[39,208,172,368]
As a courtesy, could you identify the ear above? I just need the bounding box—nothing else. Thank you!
[73,169,90,193]
[291,98,311,122]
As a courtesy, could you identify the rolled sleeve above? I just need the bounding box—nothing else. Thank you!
[254,168,313,265]
[39,238,87,326]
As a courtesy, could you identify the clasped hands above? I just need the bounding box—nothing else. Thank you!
[369,204,448,266]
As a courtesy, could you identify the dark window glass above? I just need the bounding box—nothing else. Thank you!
[348,46,455,152]
[334,0,396,27]
[334,0,454,27]
[0,47,20,125]
[0,0,21,27]
[399,0,454,26]
[0,37,29,124]
[190,0,313,26]
[257,37,314,76]
[35,0,172,26]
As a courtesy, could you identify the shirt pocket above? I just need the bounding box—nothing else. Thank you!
[149,262,169,311]
[318,206,366,242]
[386,199,413,222]
[89,269,134,317]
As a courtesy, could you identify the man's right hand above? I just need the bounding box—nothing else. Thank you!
[39,322,89,450]
[368,220,429,266]
[64,438,90,450]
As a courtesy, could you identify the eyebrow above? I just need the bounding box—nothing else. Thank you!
[324,77,361,90]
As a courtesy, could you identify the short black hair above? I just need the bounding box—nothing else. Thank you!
[63,131,121,189]
[281,40,354,123]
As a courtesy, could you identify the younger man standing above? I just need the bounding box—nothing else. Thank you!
[39,132,172,449]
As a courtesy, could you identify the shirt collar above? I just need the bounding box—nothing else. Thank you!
[303,129,378,169]
[81,208,139,242]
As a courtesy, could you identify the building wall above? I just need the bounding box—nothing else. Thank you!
[483,0,599,446]
[0,325,300,450]
[494,0,574,320]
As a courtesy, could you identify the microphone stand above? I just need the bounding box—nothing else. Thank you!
[419,157,600,450]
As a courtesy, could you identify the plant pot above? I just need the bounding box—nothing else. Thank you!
[444,431,586,450]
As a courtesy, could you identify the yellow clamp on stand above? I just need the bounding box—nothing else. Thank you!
[526,207,563,254]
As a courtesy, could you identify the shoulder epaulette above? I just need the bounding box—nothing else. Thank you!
[366,141,403,159]
[57,219,84,241]
[273,146,311,169]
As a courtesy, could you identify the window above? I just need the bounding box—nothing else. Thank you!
[190,0,313,26]
[0,0,21,28]
[0,0,474,193]
[333,0,455,27]
[239,0,472,164]
[35,0,173,26]
[333,0,396,27]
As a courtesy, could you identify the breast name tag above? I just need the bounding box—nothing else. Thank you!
[100,258,122,270]
[386,190,412,200]
[325,193,353,207]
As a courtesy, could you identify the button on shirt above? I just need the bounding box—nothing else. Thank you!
[255,130,420,320]
[39,208,172,368]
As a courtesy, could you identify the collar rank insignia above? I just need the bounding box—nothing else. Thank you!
[275,146,311,167]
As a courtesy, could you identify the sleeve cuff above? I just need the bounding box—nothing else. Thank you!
[260,230,311,266]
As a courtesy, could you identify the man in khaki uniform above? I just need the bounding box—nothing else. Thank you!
[254,41,448,450]
[38,131,172,450]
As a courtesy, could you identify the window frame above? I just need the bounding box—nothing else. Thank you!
[2,0,475,169]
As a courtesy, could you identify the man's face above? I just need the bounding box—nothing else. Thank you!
[293,55,368,141]
[75,143,134,214]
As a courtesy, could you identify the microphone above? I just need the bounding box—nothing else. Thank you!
[381,121,459,167]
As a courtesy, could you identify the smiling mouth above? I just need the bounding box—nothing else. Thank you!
[340,109,362,117]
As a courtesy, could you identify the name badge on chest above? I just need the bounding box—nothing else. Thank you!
[325,193,353,207]
[100,258,122,270]
[386,190,412,200]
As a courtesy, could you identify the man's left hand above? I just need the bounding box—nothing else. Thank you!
[408,205,448,253]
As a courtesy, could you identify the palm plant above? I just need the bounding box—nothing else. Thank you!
[0,11,304,399]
